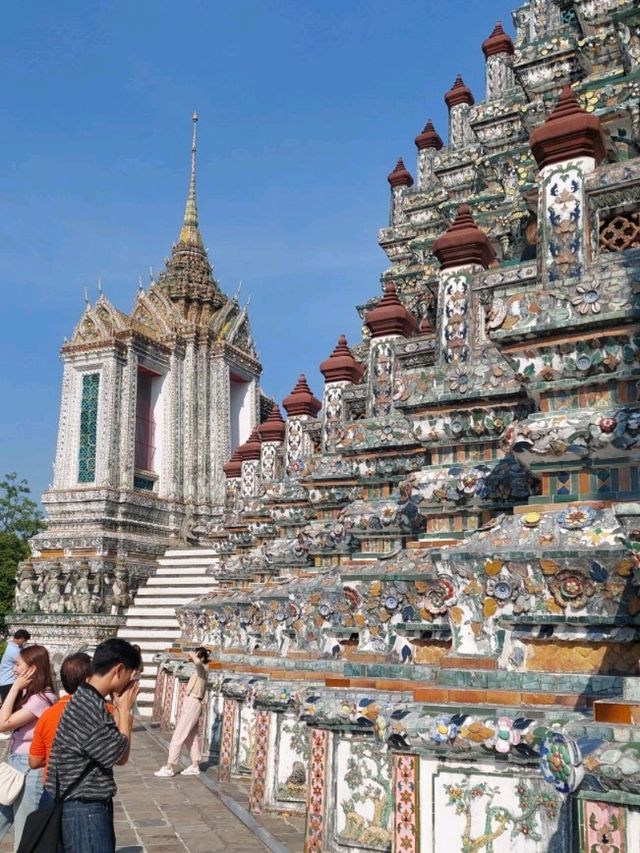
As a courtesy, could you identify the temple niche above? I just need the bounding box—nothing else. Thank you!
[13,0,640,849]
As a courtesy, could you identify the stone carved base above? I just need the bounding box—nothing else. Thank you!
[8,613,124,669]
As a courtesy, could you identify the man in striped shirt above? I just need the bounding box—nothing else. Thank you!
[45,639,141,852]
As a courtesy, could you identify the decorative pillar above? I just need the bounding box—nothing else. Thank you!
[363,284,417,417]
[415,120,443,190]
[444,75,475,149]
[529,85,607,284]
[304,728,330,853]
[319,335,364,452]
[393,754,419,853]
[219,697,237,782]
[118,347,138,490]
[240,428,262,497]
[283,375,321,477]
[257,404,286,481]
[248,709,271,814]
[482,22,515,101]
[432,204,497,366]
[210,357,231,505]
[222,449,242,510]
[387,158,414,226]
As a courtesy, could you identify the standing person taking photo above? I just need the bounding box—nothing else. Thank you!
[154,647,209,778]
[0,631,31,707]
[44,638,140,853]
[0,644,56,850]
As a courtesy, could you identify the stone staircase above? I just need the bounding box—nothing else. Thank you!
[118,548,218,717]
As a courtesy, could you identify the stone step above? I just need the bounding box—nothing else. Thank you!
[155,566,215,575]
[162,549,219,559]
[126,607,178,617]
[133,595,203,605]
[146,577,213,587]
[123,618,178,629]
[118,634,177,646]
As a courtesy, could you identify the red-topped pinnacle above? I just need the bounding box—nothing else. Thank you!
[258,404,286,443]
[432,204,497,269]
[364,283,417,339]
[387,158,414,188]
[444,75,475,108]
[240,427,262,461]
[482,22,514,57]
[415,120,444,151]
[530,85,606,170]
[283,375,322,418]
[222,448,243,479]
[320,335,365,384]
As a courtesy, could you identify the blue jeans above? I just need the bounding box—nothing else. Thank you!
[0,752,44,851]
[61,799,115,853]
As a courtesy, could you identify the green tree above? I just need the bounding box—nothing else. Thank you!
[0,474,45,630]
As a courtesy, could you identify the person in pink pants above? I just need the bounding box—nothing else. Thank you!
[154,647,209,777]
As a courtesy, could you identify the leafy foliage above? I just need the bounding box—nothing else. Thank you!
[0,474,45,630]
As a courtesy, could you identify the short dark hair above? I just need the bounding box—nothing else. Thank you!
[13,630,30,642]
[194,646,209,664]
[92,639,142,676]
[60,653,93,694]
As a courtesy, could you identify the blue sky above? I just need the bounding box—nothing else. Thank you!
[1,0,514,502]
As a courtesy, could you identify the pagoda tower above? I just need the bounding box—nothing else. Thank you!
[13,115,262,655]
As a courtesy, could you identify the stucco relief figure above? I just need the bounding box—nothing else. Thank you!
[69,571,92,613]
[14,562,38,612]
[41,565,65,614]
[111,567,131,612]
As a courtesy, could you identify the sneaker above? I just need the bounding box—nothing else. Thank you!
[153,766,175,777]
[181,765,200,776]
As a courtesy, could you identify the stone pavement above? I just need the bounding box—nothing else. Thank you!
[0,723,305,852]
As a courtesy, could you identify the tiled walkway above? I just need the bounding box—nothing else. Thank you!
[0,724,305,852]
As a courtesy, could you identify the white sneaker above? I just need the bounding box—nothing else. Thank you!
[153,766,175,777]
[181,765,200,776]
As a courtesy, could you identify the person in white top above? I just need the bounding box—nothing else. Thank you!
[154,648,209,778]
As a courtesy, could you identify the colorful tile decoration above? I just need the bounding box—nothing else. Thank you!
[77,372,99,483]
[393,754,419,853]
[152,666,166,723]
[160,672,175,732]
[581,800,626,853]
[248,710,270,814]
[219,698,236,783]
[304,729,329,853]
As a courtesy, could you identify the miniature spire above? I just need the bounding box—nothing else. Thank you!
[415,119,443,151]
[387,158,414,187]
[482,22,514,57]
[444,75,475,108]
[529,85,606,169]
[432,204,497,269]
[178,111,204,249]
[283,375,322,417]
[364,283,417,339]
[258,403,287,443]
[320,335,365,384]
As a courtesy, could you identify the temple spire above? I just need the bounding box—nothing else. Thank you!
[178,111,204,249]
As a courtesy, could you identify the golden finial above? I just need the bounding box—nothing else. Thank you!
[179,110,203,247]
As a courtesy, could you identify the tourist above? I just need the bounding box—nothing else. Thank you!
[0,644,56,850]
[28,652,93,788]
[0,631,31,706]
[44,638,140,853]
[154,647,209,777]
